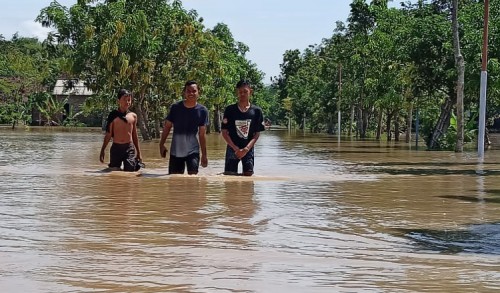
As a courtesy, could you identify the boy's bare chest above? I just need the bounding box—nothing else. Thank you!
[114,113,135,125]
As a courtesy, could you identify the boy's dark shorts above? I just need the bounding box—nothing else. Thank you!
[109,142,137,172]
[224,146,254,175]
[169,153,200,174]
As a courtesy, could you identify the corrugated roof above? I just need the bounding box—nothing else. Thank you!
[53,79,93,96]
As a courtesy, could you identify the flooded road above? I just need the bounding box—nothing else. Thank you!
[1,128,500,292]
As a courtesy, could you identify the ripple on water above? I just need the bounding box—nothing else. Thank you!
[2,130,500,292]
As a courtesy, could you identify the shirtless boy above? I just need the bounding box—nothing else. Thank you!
[99,89,142,171]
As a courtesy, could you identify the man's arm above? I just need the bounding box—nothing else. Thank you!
[100,122,113,163]
[199,125,208,167]
[132,114,141,160]
[241,108,264,152]
[221,129,239,152]
[235,131,260,160]
[222,129,252,160]
[245,131,260,151]
[159,120,172,157]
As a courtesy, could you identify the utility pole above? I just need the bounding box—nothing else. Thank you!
[478,0,490,159]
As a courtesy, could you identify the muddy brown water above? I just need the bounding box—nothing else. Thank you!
[1,128,500,292]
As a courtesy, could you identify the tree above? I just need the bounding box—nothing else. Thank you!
[37,0,264,139]
[0,36,61,128]
[452,0,465,152]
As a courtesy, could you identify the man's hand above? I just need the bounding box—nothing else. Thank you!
[160,145,168,158]
[201,155,208,168]
[99,149,105,163]
[235,147,249,160]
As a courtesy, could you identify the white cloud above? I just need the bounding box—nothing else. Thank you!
[21,20,51,39]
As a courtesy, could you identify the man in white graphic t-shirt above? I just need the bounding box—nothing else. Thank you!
[221,79,265,176]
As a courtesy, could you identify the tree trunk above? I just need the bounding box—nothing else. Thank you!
[386,111,392,141]
[213,105,222,133]
[357,106,363,138]
[428,96,454,150]
[376,109,383,140]
[361,106,369,139]
[327,113,334,134]
[154,119,161,139]
[136,96,152,141]
[485,128,491,146]
[406,103,413,143]
[349,104,355,137]
[452,0,464,153]
[357,82,369,139]
[394,109,400,142]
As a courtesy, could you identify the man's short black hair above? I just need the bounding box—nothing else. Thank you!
[117,89,131,99]
[236,79,252,89]
[183,80,199,91]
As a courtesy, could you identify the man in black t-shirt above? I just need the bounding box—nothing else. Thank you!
[221,79,265,176]
[159,81,209,175]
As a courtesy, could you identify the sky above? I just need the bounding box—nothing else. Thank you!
[0,0,405,83]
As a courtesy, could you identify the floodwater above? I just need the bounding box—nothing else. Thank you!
[1,128,500,292]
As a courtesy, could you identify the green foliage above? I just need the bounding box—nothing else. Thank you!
[35,92,66,125]
[37,0,265,138]
[0,35,65,128]
[5,0,500,143]
[62,110,86,127]
[440,112,478,150]
[0,95,32,126]
[271,0,500,149]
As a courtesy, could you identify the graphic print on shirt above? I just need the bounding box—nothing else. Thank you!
[235,119,252,139]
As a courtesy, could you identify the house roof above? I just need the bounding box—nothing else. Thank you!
[53,79,93,96]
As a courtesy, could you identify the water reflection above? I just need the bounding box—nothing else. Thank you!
[216,180,257,242]
[69,176,212,246]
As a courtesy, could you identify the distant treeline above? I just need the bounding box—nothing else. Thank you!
[2,0,500,150]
